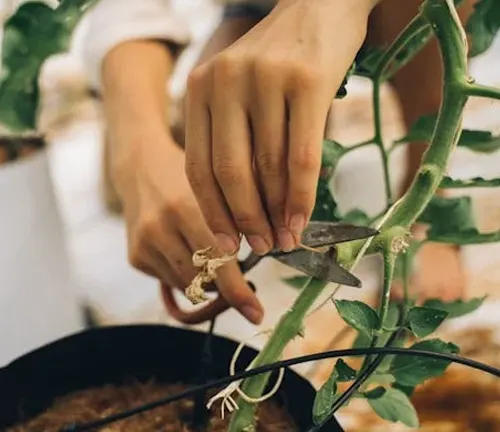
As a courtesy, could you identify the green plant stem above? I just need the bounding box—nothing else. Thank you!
[372,79,393,206]
[228,1,472,430]
[361,250,396,372]
[463,83,500,100]
[345,138,375,153]
[383,0,469,230]
[228,279,327,432]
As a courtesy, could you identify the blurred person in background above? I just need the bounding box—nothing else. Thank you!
[82,0,474,326]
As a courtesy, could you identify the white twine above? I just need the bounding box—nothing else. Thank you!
[206,329,285,418]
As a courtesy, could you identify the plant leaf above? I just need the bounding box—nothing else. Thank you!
[390,339,459,387]
[395,114,500,153]
[353,46,385,78]
[365,387,419,428]
[313,369,338,424]
[341,208,371,226]
[0,0,99,132]
[418,196,476,236]
[321,139,345,169]
[334,359,357,382]
[334,300,379,335]
[466,0,500,57]
[352,331,371,349]
[311,177,341,222]
[282,275,310,290]
[422,296,486,319]
[418,197,500,244]
[407,306,448,338]
[440,176,500,188]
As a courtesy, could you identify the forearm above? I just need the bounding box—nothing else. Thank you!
[102,40,174,143]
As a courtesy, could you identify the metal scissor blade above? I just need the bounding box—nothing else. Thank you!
[274,248,362,287]
[301,221,379,249]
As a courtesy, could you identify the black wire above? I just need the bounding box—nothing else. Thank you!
[307,304,407,432]
[60,346,500,432]
[306,330,403,432]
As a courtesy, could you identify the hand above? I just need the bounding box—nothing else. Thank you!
[185,0,372,255]
[111,133,264,324]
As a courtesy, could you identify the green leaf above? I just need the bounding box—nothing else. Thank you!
[392,382,415,397]
[428,228,500,244]
[440,176,500,188]
[311,177,341,222]
[352,331,371,349]
[390,339,459,387]
[395,114,500,153]
[282,275,310,290]
[418,196,500,244]
[466,0,500,57]
[407,307,448,338]
[365,387,419,428]
[0,0,99,132]
[321,139,345,168]
[334,359,357,382]
[313,369,338,424]
[418,196,476,236]
[353,46,385,78]
[422,296,486,319]
[341,208,371,226]
[334,300,379,335]
[367,373,396,385]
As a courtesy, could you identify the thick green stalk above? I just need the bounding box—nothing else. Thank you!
[228,279,327,432]
[228,1,471,430]
[383,0,469,230]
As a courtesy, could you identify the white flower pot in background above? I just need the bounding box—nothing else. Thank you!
[0,149,84,366]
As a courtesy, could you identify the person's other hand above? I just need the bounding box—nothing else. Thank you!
[185,0,373,255]
[112,133,264,324]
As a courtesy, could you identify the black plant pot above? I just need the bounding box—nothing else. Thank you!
[0,325,343,431]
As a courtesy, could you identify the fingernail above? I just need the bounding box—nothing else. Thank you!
[289,214,305,236]
[242,305,264,324]
[215,233,238,253]
[247,235,271,256]
[278,228,296,252]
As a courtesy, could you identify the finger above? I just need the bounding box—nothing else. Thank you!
[210,63,273,255]
[179,211,264,325]
[286,84,330,242]
[185,67,239,255]
[130,245,180,289]
[153,233,197,288]
[251,78,291,251]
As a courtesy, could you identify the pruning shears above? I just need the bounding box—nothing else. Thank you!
[161,221,378,324]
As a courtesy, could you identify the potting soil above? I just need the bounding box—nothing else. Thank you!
[7,380,298,432]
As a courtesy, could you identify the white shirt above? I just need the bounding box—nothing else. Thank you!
[82,0,277,92]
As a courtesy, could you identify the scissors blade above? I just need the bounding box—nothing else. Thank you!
[274,248,362,287]
[301,221,379,249]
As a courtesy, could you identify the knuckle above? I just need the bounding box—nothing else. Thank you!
[289,65,323,90]
[187,66,207,92]
[289,146,321,172]
[185,159,207,189]
[213,156,243,184]
[127,241,148,270]
[255,152,284,178]
[233,211,260,232]
[213,53,245,81]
